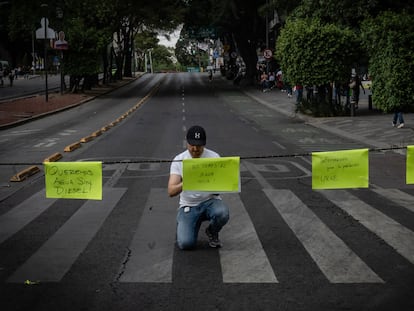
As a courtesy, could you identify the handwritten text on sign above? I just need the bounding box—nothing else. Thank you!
[312,149,369,189]
[44,162,102,200]
[183,157,240,192]
[407,145,414,184]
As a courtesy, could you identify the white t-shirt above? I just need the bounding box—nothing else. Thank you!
[170,148,221,207]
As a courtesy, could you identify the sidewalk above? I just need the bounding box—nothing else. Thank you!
[244,87,414,151]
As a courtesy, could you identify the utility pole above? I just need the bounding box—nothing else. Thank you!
[149,49,153,74]
[31,30,36,76]
[41,3,49,102]
[56,5,64,94]
[265,0,269,73]
[265,0,269,48]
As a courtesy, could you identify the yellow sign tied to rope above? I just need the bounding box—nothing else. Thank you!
[406,146,414,184]
[44,162,102,200]
[312,148,369,189]
[183,157,240,192]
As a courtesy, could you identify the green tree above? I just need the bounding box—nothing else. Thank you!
[276,18,359,115]
[181,0,269,84]
[3,0,186,89]
[62,0,115,90]
[361,11,414,112]
[291,0,414,28]
[152,45,176,72]
[292,0,375,28]
[111,0,185,78]
[134,31,159,72]
[175,27,209,68]
[5,1,47,67]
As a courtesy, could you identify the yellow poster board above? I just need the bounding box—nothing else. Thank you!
[44,162,102,200]
[312,149,369,189]
[183,157,240,192]
[406,146,414,184]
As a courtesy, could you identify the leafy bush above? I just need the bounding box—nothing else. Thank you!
[276,18,360,116]
[361,12,414,112]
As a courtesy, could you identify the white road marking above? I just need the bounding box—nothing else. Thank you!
[321,189,414,265]
[220,193,278,283]
[0,192,57,244]
[7,188,126,283]
[372,188,414,213]
[264,189,383,283]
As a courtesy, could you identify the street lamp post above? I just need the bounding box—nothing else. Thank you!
[148,49,154,74]
[41,3,49,102]
[31,30,36,76]
[56,6,64,94]
[265,0,269,49]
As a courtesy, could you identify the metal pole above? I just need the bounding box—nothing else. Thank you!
[265,0,269,73]
[149,50,153,74]
[60,51,64,94]
[41,4,49,102]
[265,0,269,48]
[32,30,36,75]
[44,19,48,102]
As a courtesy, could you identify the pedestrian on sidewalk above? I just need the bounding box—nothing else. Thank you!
[392,108,405,128]
[284,78,293,98]
[208,69,213,82]
[168,125,230,250]
[7,69,13,87]
[349,74,365,109]
[268,72,275,89]
[4,69,14,86]
[260,71,270,92]
[295,84,303,110]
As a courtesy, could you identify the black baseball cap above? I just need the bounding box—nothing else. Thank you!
[186,125,206,146]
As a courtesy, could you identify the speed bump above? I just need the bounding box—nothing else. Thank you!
[43,152,62,162]
[101,125,112,132]
[80,136,94,143]
[92,130,102,137]
[64,142,81,152]
[10,166,40,182]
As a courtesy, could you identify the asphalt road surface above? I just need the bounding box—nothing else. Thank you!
[0,72,413,311]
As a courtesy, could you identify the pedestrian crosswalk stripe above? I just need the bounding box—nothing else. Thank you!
[372,188,414,213]
[264,189,383,283]
[0,191,57,244]
[321,190,414,265]
[119,188,177,283]
[5,186,412,284]
[219,193,278,283]
[7,188,126,283]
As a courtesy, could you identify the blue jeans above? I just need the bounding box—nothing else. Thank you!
[393,111,404,125]
[176,198,229,250]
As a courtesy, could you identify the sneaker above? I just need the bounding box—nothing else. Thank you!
[205,226,222,248]
[392,122,396,127]
[398,123,405,128]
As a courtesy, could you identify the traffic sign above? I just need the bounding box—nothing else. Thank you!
[35,18,55,39]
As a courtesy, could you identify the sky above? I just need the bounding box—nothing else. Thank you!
[157,26,182,48]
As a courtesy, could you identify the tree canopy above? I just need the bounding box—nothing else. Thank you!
[361,11,414,112]
[275,18,358,86]
[1,0,186,89]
